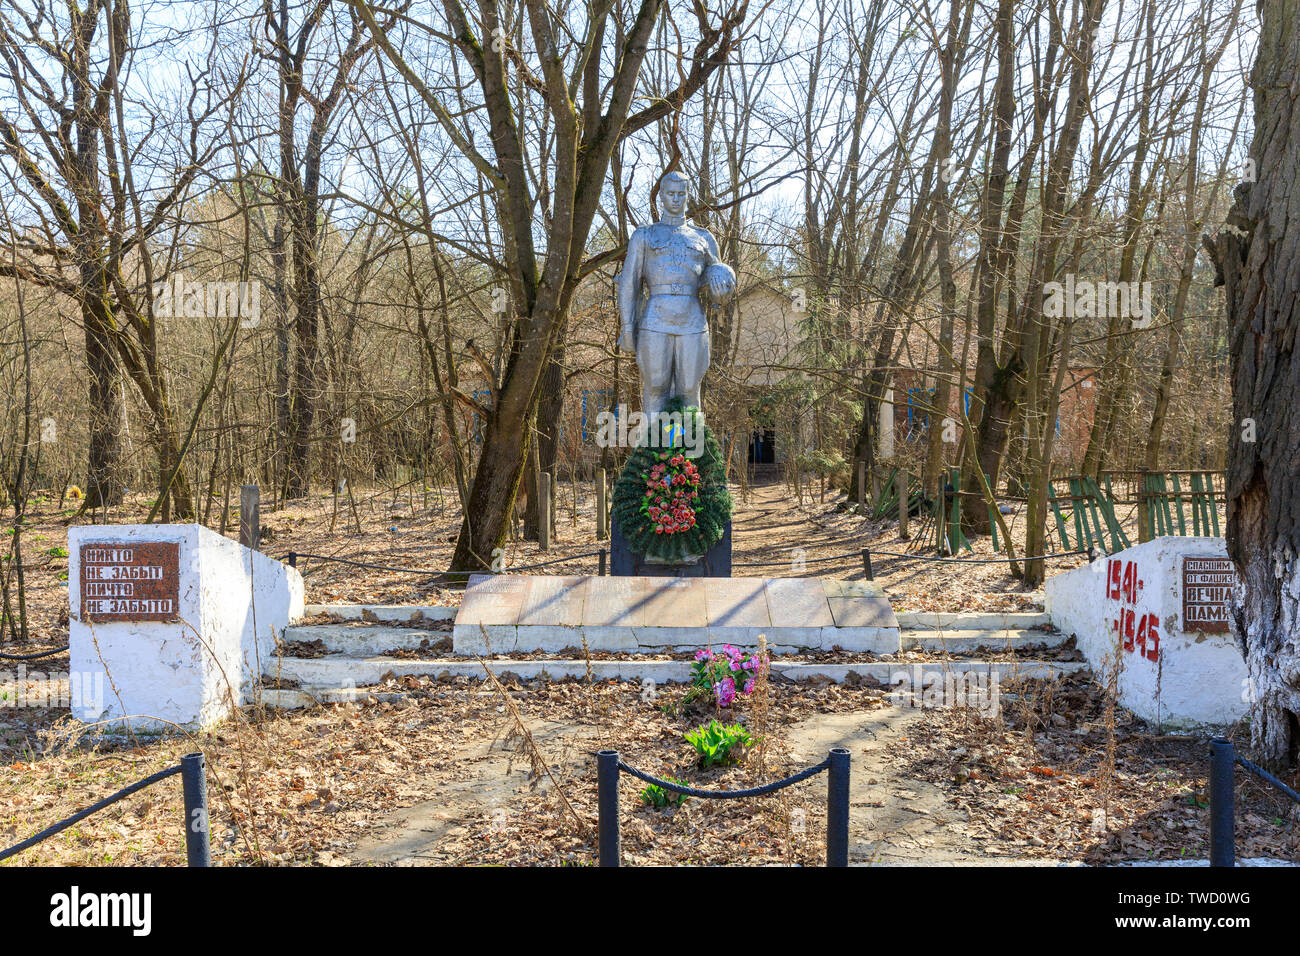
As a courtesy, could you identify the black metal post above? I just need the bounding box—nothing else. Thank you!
[1210,738,1235,868]
[861,549,874,581]
[180,752,211,867]
[598,548,607,576]
[597,749,620,867]
[826,747,850,867]
[286,551,297,568]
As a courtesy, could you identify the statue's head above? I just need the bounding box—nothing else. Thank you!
[658,170,689,219]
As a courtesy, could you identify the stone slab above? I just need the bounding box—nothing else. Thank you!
[303,604,457,623]
[451,574,899,655]
[896,611,1050,630]
[581,575,648,627]
[456,574,527,625]
[827,597,895,628]
[639,578,708,628]
[452,623,517,655]
[264,655,1086,692]
[703,577,771,626]
[765,578,835,627]
[822,579,888,600]
[819,626,899,653]
[516,575,587,626]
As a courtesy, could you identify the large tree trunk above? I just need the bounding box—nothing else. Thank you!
[958,0,1015,529]
[82,305,126,509]
[922,0,963,499]
[449,309,560,574]
[285,172,322,500]
[1217,0,1300,769]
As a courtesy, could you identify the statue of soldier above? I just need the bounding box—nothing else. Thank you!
[617,170,736,416]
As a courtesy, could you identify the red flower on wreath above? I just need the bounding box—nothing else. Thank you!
[640,454,701,535]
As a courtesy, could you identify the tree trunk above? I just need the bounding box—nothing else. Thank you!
[959,0,1015,528]
[448,312,556,575]
[1217,0,1300,769]
[923,0,963,499]
[285,172,322,500]
[82,305,126,509]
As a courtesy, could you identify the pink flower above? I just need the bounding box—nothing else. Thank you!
[714,677,736,707]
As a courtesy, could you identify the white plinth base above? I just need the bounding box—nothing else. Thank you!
[68,524,303,731]
[1045,536,1246,729]
[452,574,900,655]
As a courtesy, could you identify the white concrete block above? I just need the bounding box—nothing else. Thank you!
[1045,537,1246,728]
[452,623,518,655]
[69,523,302,731]
[819,626,900,653]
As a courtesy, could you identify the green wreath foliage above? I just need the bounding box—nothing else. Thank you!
[612,400,732,564]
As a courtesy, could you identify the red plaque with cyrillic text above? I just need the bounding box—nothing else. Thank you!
[79,542,180,622]
[1181,555,1233,634]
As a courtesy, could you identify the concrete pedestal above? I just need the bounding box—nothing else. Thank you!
[1045,536,1246,729]
[68,524,304,731]
[453,573,899,654]
[610,518,732,577]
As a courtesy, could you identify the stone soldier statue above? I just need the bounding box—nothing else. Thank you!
[618,170,736,416]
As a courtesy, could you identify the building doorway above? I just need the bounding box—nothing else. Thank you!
[748,429,776,464]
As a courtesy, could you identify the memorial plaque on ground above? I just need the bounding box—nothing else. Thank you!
[79,542,181,622]
[1181,555,1234,633]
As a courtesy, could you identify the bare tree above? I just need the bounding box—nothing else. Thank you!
[1212,0,1300,769]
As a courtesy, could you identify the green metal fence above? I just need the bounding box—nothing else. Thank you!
[1048,469,1224,551]
[857,464,1223,557]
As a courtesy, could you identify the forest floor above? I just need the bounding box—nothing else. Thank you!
[1,670,1296,866]
[1,475,1282,868]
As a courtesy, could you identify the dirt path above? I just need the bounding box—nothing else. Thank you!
[348,719,600,865]
[347,702,1028,867]
[782,709,1036,865]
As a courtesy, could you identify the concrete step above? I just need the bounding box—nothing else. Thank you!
[900,628,1068,652]
[291,620,898,657]
[456,623,901,655]
[254,687,379,709]
[302,603,457,623]
[262,653,1089,696]
[282,623,452,656]
[895,611,1050,630]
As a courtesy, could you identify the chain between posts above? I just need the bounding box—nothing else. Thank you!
[597,748,850,866]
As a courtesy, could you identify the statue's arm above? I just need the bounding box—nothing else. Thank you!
[617,231,644,334]
[700,230,736,303]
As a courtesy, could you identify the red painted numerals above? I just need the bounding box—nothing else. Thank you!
[1106,558,1158,662]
